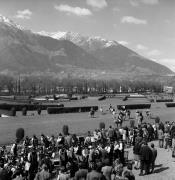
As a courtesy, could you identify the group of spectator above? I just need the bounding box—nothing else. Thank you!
[1,106,175,180]
[0,124,138,180]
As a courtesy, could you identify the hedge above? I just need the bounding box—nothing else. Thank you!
[0,103,64,111]
[98,96,106,101]
[156,99,173,102]
[166,103,175,108]
[117,104,151,110]
[47,106,98,114]
[123,96,128,101]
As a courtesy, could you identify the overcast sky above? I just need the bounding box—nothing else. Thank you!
[0,0,175,71]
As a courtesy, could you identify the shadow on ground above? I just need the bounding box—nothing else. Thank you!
[154,167,169,173]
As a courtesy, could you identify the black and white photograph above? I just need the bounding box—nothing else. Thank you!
[0,0,175,179]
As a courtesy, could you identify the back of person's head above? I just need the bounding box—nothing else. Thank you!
[104,158,110,166]
[127,163,132,170]
[78,162,86,169]
[91,162,97,170]
[151,143,154,148]
[96,162,102,172]
[60,166,66,173]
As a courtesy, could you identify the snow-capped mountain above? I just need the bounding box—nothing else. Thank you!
[38,31,172,75]
[0,14,24,30]
[0,15,173,79]
[38,31,119,51]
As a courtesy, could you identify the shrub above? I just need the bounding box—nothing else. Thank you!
[47,106,98,114]
[37,107,42,115]
[130,120,135,128]
[11,107,16,116]
[155,116,160,124]
[22,107,27,116]
[117,104,151,110]
[156,99,173,102]
[166,103,175,108]
[98,96,106,101]
[16,128,25,142]
[99,122,105,130]
[123,96,128,101]
[62,125,69,136]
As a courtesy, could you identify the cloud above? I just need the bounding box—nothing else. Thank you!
[86,0,107,9]
[136,44,148,50]
[14,9,32,19]
[129,0,139,7]
[147,49,162,56]
[130,0,159,6]
[54,4,92,16]
[141,0,159,5]
[118,41,129,46]
[113,7,120,13]
[121,16,147,25]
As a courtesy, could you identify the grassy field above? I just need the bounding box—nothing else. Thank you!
[0,96,175,145]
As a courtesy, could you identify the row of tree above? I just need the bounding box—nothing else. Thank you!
[0,74,171,95]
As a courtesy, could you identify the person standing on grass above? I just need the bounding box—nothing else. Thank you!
[150,143,157,173]
[164,131,171,151]
[158,128,164,148]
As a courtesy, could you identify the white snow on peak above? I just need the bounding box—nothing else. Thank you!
[37,31,119,49]
[0,14,24,30]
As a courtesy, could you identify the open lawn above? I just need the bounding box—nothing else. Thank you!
[0,96,174,145]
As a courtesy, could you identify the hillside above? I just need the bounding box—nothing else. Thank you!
[0,15,173,79]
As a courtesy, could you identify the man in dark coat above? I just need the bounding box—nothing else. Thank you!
[139,141,153,176]
[150,143,157,173]
[147,124,154,141]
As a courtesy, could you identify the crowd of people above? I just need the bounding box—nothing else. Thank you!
[0,106,175,180]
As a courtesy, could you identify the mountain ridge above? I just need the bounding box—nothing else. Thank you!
[38,31,172,75]
[0,15,173,80]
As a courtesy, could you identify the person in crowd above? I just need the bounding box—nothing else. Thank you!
[150,143,157,174]
[101,158,112,180]
[133,137,142,170]
[34,164,51,180]
[2,118,175,180]
[107,126,115,142]
[112,159,127,180]
[74,162,88,180]
[147,124,154,142]
[122,163,135,180]
[139,141,153,176]
[57,166,70,180]
[86,162,105,180]
[164,131,171,151]
[158,128,164,148]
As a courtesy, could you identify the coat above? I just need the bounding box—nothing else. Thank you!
[139,145,153,163]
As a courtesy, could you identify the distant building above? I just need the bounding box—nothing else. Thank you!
[163,86,174,94]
